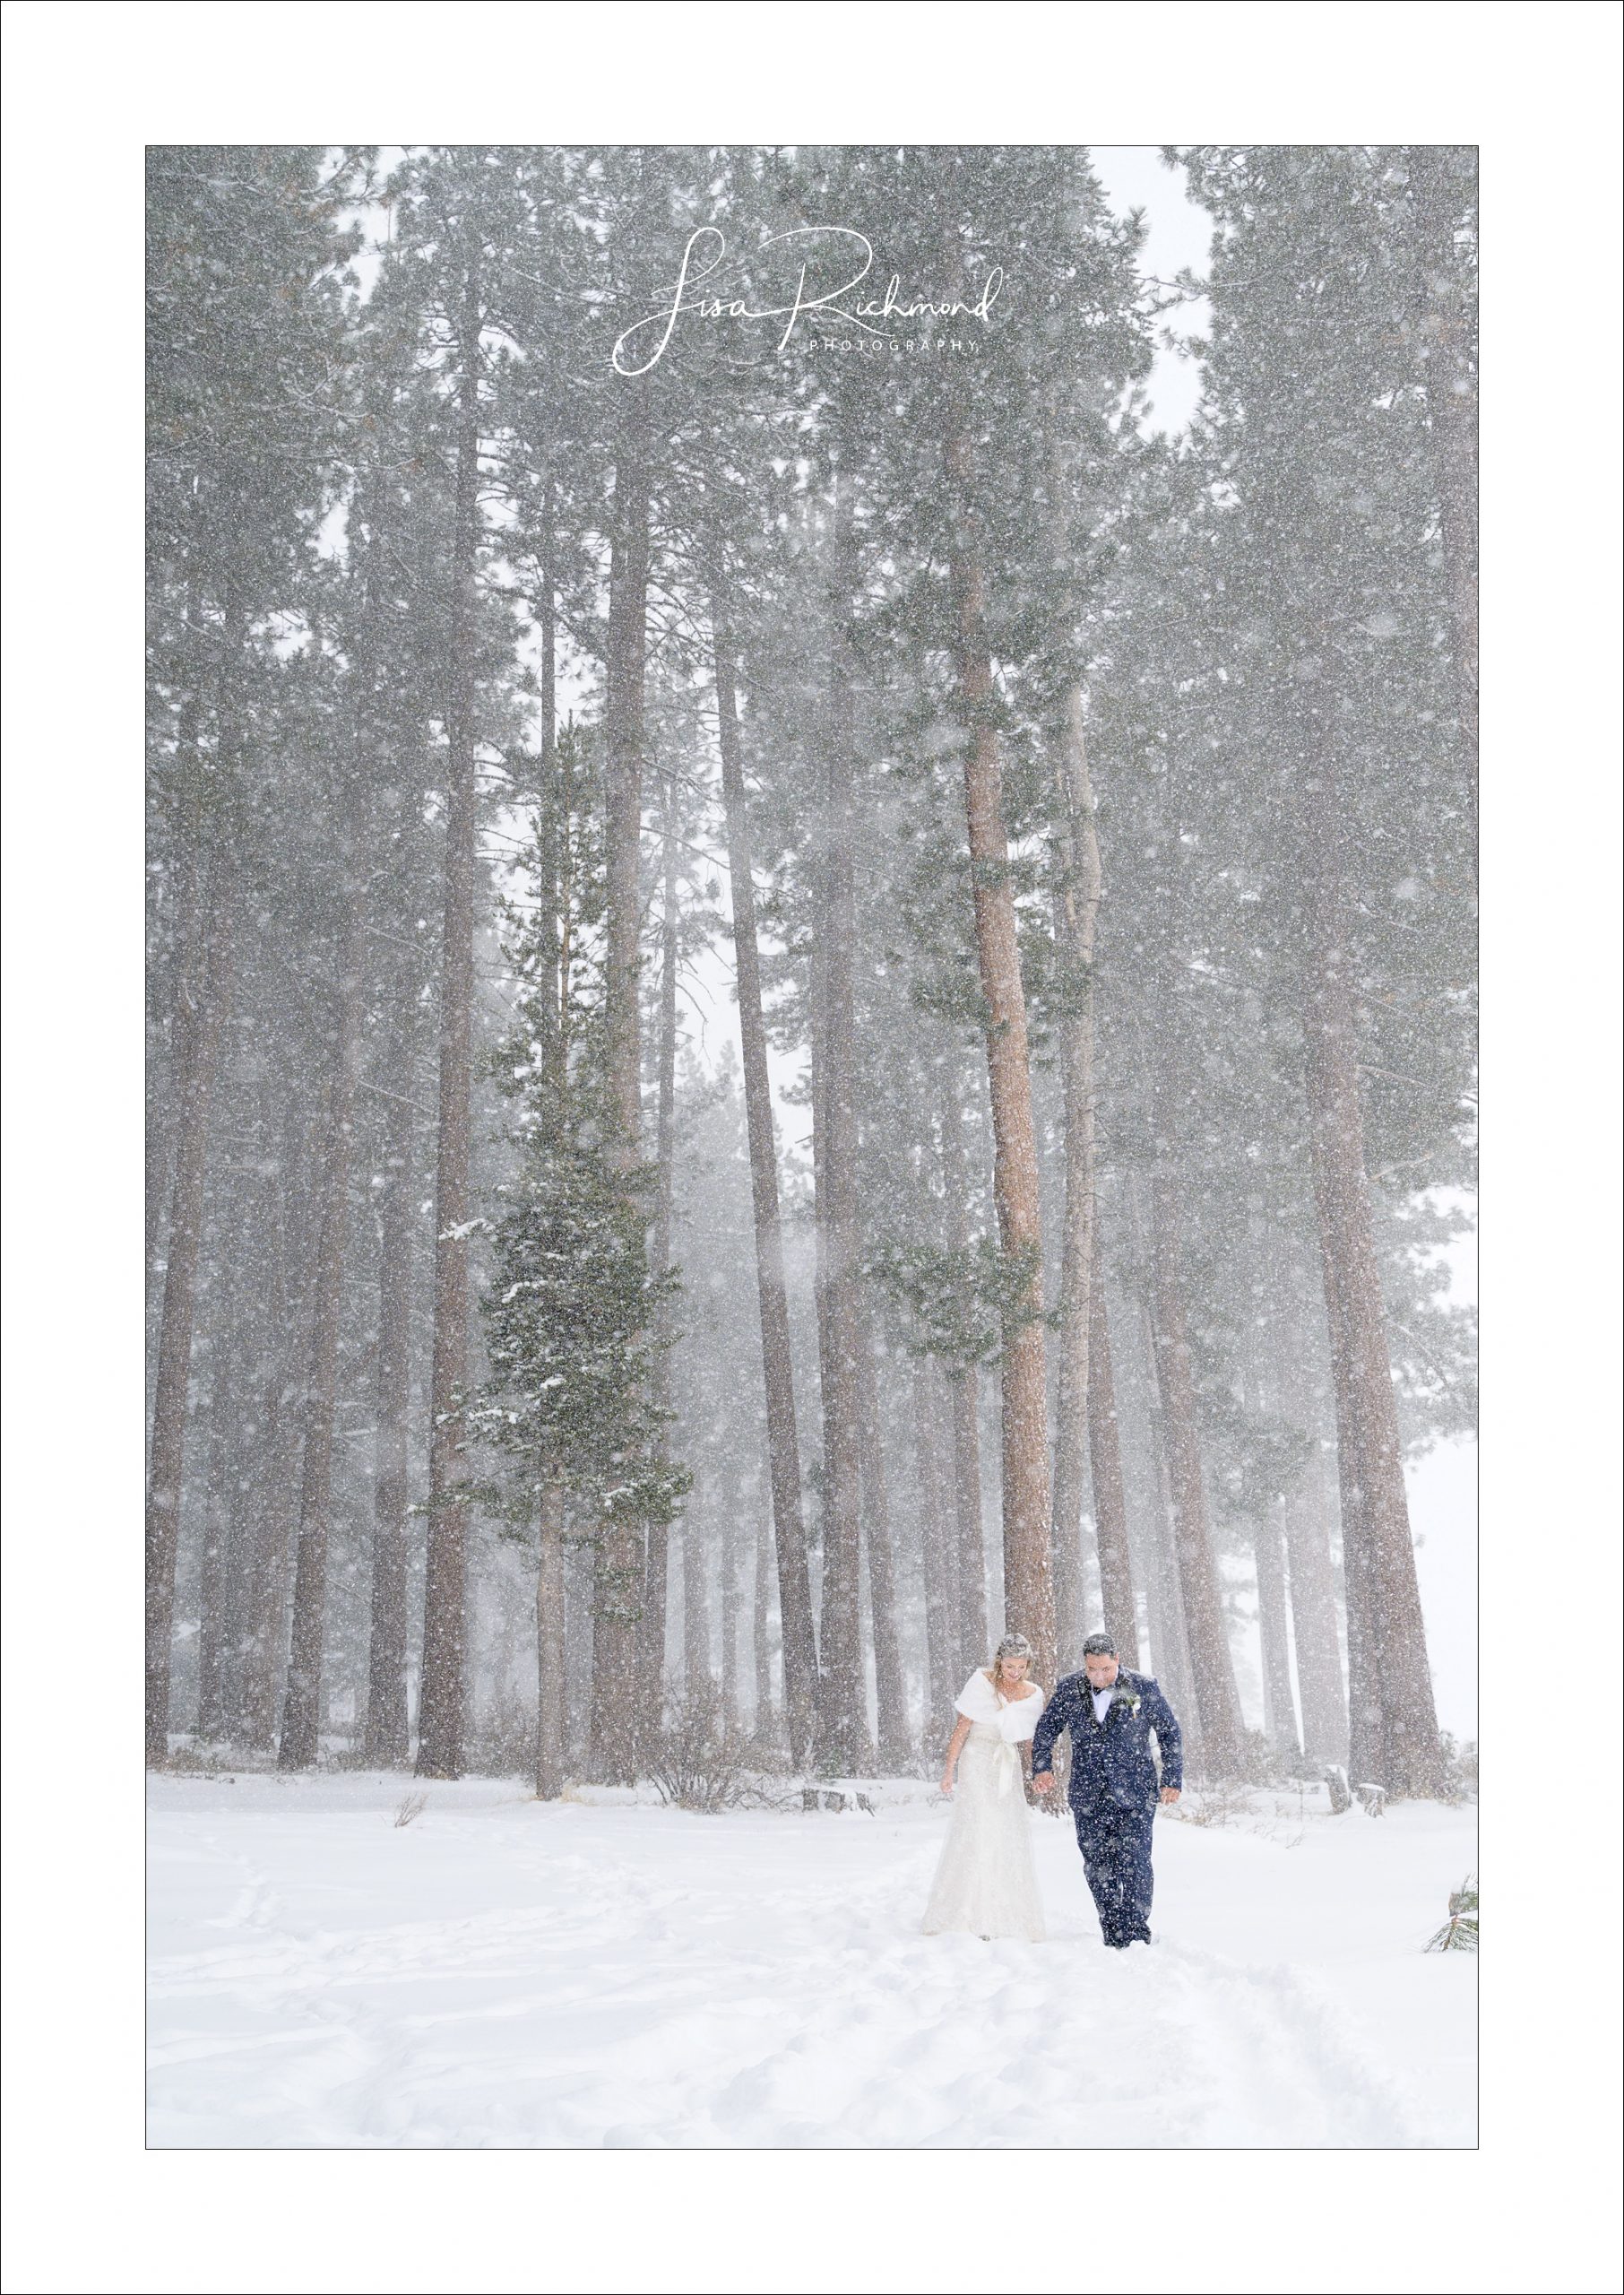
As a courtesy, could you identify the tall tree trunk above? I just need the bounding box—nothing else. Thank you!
[564,1534,594,1762]
[915,1358,962,1738]
[1274,1296,1349,1767]
[148,682,203,1339]
[1404,146,1478,880]
[529,513,568,1802]
[365,1060,415,1767]
[536,533,568,1118]
[145,844,236,1765]
[590,385,653,1783]
[279,889,369,1770]
[1084,1252,1140,1668]
[636,770,679,1745]
[1134,1289,1203,1765]
[219,1357,263,1736]
[534,1479,566,1797]
[946,1372,988,1670]
[1284,1465,1349,1769]
[1300,780,1442,1795]
[719,1493,740,1732]
[194,1204,243,1739]
[682,1498,711,1693]
[1049,688,1104,1667]
[855,1311,911,1768]
[539,472,558,766]
[1145,1156,1248,1775]
[939,274,1057,1693]
[811,473,874,1774]
[808,1077,848,1762]
[418,251,484,1781]
[752,1507,774,1741]
[1239,1351,1300,1756]
[938,1074,989,1672]
[221,1106,286,1740]
[146,1081,171,1349]
[1253,1513,1300,1755]
[238,1093,319,1751]
[709,549,818,1765]
[1315,1208,1387,1787]
[246,1422,306,1752]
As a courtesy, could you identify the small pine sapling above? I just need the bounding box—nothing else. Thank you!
[1425,1873,1478,1953]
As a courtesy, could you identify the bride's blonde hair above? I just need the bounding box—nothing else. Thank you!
[987,1632,1035,1693]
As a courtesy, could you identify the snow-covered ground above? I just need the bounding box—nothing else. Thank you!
[147,1772,1476,2149]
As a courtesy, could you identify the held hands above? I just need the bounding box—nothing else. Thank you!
[939,1771,955,1796]
[1160,1787,1181,1805]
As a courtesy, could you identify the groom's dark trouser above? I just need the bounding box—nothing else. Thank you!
[1070,1794,1155,1946]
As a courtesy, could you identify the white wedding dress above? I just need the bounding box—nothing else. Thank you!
[920,1669,1047,1943]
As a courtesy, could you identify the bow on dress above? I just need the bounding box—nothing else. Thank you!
[991,1736,1024,1799]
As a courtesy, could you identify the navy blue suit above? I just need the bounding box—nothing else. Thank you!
[1031,1669,1182,1947]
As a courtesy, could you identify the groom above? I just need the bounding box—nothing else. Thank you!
[1032,1633,1182,1948]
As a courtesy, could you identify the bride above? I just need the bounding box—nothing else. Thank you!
[920,1634,1047,1944]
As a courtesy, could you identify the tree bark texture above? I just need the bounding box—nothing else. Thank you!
[812,478,874,1773]
[145,843,236,1765]
[418,251,483,1781]
[1253,1513,1300,1754]
[940,359,1057,1696]
[1084,1252,1141,1668]
[1299,779,1442,1796]
[1145,1158,1248,1775]
[590,384,654,1782]
[235,1100,317,1750]
[279,886,368,1770]
[194,1202,244,1739]
[1048,687,1104,1668]
[365,1064,414,1768]
[682,1499,711,1693]
[534,1480,566,1797]
[915,1358,962,1736]
[752,1510,775,1741]
[855,1309,912,1767]
[635,774,680,1745]
[938,1076,989,1673]
[1272,1298,1349,1768]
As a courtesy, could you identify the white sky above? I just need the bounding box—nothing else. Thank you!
[1088,143,1214,434]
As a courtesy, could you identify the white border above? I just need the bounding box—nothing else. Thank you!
[3,4,1620,2293]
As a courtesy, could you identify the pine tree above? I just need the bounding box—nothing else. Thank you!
[471,724,688,1794]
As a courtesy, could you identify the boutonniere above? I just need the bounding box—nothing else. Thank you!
[1109,1686,1142,1717]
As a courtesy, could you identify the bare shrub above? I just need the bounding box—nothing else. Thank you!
[393,1791,428,1828]
[1168,1776,1255,1829]
[162,1742,233,1775]
[646,1684,796,1814]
